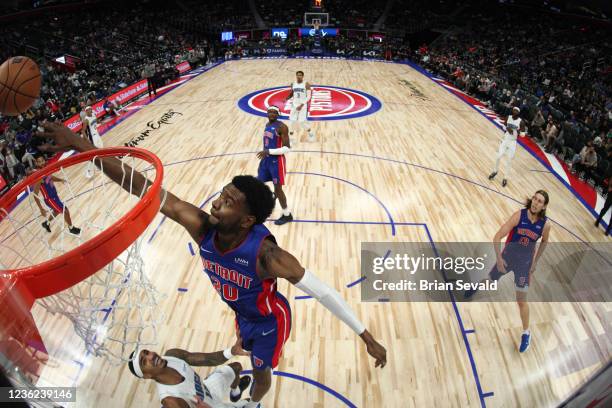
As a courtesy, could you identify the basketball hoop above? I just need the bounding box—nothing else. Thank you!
[0,147,165,364]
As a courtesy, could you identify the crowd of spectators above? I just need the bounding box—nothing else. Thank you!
[0,1,222,191]
[420,5,612,191]
[223,32,410,61]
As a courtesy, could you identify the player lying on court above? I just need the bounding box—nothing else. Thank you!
[465,190,551,353]
[31,152,81,235]
[128,335,252,407]
[36,122,387,408]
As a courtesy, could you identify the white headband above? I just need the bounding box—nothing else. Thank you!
[267,106,280,113]
[513,107,520,113]
[130,347,144,378]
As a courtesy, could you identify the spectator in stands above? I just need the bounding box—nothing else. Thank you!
[531,109,545,140]
[21,147,36,173]
[544,118,559,151]
[2,146,20,182]
[573,143,598,180]
[594,175,612,236]
[142,62,157,97]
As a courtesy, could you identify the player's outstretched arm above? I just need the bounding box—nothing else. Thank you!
[257,239,387,368]
[165,334,249,366]
[35,122,209,241]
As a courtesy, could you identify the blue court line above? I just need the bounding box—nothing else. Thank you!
[530,169,552,173]
[346,249,390,288]
[188,242,195,256]
[150,172,397,247]
[288,171,396,235]
[346,276,366,288]
[483,392,495,398]
[422,223,492,407]
[240,369,357,408]
[294,295,312,300]
[178,288,188,292]
[465,329,476,334]
[148,149,591,244]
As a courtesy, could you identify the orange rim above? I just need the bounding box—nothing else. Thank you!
[0,147,163,299]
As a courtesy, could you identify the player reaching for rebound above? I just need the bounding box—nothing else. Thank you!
[257,106,293,226]
[465,190,551,353]
[488,107,525,187]
[32,153,81,235]
[127,336,252,407]
[37,122,387,408]
[284,71,314,142]
[81,105,103,178]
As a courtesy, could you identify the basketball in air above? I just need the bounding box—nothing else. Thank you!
[0,56,42,116]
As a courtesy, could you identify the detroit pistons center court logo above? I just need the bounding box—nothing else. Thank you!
[238,85,382,121]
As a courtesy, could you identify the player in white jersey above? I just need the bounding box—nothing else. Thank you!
[81,106,103,148]
[128,338,252,408]
[284,71,315,142]
[81,105,104,178]
[489,106,525,187]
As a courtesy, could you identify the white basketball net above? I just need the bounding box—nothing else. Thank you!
[0,152,165,364]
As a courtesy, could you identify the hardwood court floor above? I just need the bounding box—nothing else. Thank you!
[5,59,610,407]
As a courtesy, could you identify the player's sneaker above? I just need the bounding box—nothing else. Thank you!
[502,179,508,187]
[519,332,530,353]
[274,213,293,225]
[230,376,252,402]
[488,172,497,180]
[308,132,315,142]
[85,169,93,179]
[41,221,51,233]
[68,226,81,236]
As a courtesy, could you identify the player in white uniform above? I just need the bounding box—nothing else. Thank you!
[81,106,103,148]
[81,106,103,178]
[128,339,252,408]
[489,107,525,187]
[284,71,315,142]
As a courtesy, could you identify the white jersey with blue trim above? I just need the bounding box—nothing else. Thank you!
[156,357,205,407]
[291,81,308,105]
[504,116,522,141]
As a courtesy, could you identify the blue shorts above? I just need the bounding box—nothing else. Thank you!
[237,295,292,369]
[489,259,530,291]
[257,156,286,185]
[40,189,65,215]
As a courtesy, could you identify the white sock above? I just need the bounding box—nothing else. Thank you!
[523,329,530,336]
[230,386,240,397]
[282,208,291,216]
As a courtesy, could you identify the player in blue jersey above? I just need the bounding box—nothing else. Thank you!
[36,122,387,408]
[32,153,81,235]
[465,190,551,353]
[256,106,293,226]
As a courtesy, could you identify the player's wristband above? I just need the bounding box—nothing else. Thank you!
[223,347,234,360]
